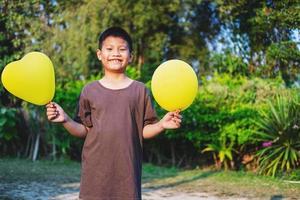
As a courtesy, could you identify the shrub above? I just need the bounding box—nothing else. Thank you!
[254,92,300,176]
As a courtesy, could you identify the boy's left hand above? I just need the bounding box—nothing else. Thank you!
[159,110,182,129]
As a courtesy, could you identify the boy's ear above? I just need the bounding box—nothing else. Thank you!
[129,53,133,63]
[96,49,102,61]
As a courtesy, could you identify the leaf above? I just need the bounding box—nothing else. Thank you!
[219,151,225,162]
[0,118,7,127]
[225,150,233,161]
[4,132,14,141]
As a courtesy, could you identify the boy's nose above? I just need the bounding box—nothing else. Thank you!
[112,50,121,56]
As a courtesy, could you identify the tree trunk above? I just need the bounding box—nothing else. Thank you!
[171,141,176,167]
[137,38,145,72]
[25,133,32,158]
[52,135,56,161]
[20,108,32,158]
[177,154,185,167]
[32,133,40,161]
[28,134,34,159]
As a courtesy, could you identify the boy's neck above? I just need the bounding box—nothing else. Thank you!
[99,73,133,90]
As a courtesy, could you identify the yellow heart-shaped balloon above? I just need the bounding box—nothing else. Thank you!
[1,52,55,105]
[151,59,198,111]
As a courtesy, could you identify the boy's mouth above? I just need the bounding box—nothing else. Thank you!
[109,59,122,63]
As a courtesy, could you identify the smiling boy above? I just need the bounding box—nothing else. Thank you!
[46,27,181,200]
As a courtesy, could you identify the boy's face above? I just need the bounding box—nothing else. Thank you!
[97,36,132,73]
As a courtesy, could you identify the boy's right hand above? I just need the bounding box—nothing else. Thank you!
[46,102,67,123]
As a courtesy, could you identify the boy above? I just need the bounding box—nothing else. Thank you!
[46,27,182,200]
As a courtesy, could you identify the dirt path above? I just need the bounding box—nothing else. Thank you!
[0,181,249,200]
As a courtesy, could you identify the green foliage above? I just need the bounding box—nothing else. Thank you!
[20,0,223,82]
[209,51,249,76]
[216,0,300,81]
[222,107,259,146]
[195,74,285,166]
[126,66,141,80]
[254,93,300,177]
[1,0,300,171]
[48,75,100,158]
[202,135,236,170]
[0,107,17,141]
[217,0,299,52]
[267,41,300,66]
[0,1,34,105]
[149,73,284,167]
[286,169,300,181]
[266,41,300,86]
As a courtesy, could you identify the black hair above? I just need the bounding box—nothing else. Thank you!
[98,27,133,53]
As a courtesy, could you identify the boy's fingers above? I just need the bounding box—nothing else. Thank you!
[47,107,56,112]
[48,111,62,120]
[173,111,182,118]
[176,114,182,119]
[166,112,174,119]
[46,102,60,121]
[173,114,182,120]
[47,108,59,115]
[46,103,56,108]
[47,110,58,115]
[173,119,181,124]
[174,121,181,127]
[49,116,58,121]
[48,114,56,120]
[47,111,57,117]
[176,119,182,123]
[172,117,181,123]
[46,104,52,108]
[169,111,175,115]
[47,111,58,116]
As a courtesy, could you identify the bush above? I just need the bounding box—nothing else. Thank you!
[254,92,300,176]
[145,73,285,168]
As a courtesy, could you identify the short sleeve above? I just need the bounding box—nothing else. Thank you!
[143,88,158,127]
[74,89,93,127]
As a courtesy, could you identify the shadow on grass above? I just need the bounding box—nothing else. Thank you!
[270,195,284,200]
[0,158,81,199]
[0,181,80,200]
[144,170,218,190]
[0,196,24,200]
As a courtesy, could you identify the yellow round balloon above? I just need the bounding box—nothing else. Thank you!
[151,59,198,111]
[1,52,55,105]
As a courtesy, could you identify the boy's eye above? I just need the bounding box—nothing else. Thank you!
[106,48,113,51]
[120,48,127,51]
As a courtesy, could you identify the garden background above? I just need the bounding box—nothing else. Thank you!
[1,0,300,191]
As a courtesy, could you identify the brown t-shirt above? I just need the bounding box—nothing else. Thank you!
[75,80,158,200]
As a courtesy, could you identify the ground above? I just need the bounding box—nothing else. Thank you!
[0,181,253,200]
[0,159,299,200]
[1,178,297,200]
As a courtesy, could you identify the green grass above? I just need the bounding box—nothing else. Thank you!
[142,163,179,181]
[142,165,300,199]
[0,158,81,183]
[1,158,300,199]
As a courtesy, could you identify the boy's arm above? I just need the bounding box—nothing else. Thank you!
[46,102,89,138]
[62,115,89,138]
[143,111,182,139]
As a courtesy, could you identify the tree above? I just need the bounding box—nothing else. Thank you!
[216,0,300,84]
